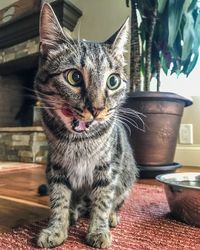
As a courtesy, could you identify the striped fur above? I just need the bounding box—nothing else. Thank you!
[35,3,137,249]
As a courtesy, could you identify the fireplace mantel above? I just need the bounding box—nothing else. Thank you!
[0,0,82,49]
[0,0,82,75]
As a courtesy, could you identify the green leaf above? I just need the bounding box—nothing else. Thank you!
[158,0,168,14]
[194,10,200,43]
[170,60,181,76]
[182,0,194,13]
[188,0,198,12]
[168,0,185,47]
[171,31,182,59]
[182,55,193,74]
[160,54,169,75]
[181,12,195,61]
[137,0,155,12]
[184,52,199,76]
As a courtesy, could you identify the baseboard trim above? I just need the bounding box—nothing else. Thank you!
[175,145,200,167]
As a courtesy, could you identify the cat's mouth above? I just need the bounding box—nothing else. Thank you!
[61,107,93,133]
[71,119,93,133]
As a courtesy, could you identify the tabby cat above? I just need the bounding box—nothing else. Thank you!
[34,3,137,248]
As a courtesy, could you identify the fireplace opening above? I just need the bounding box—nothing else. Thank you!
[0,0,82,163]
[0,68,37,127]
[14,68,37,127]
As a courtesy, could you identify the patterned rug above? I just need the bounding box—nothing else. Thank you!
[0,183,200,250]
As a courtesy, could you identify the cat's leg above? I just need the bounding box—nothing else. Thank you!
[109,189,129,228]
[109,210,119,228]
[86,186,114,248]
[69,207,79,225]
[70,195,90,225]
[37,182,71,248]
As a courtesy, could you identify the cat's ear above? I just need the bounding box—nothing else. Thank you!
[39,3,67,54]
[105,18,129,54]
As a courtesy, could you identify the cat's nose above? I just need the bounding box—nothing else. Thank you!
[92,107,105,117]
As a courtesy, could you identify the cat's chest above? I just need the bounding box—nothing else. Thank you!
[67,158,96,190]
[51,137,112,190]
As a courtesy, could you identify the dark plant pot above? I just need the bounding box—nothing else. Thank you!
[124,91,193,178]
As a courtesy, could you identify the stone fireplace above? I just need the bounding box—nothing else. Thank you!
[0,0,82,163]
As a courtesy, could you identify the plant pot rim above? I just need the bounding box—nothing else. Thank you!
[127,91,193,107]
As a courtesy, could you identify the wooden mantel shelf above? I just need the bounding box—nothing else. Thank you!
[0,126,43,132]
[0,0,82,74]
[0,0,82,49]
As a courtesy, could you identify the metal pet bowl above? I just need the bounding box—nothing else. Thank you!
[156,172,200,227]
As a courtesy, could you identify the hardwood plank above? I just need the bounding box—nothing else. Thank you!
[0,164,200,203]
[0,197,49,233]
[0,166,48,205]
[0,164,49,233]
[0,162,43,172]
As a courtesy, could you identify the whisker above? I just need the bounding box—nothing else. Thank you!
[118,107,146,129]
[115,118,132,135]
[120,107,145,117]
[118,115,146,132]
[110,110,146,132]
[36,106,57,110]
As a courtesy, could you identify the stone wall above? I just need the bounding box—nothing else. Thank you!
[0,37,39,64]
[0,127,48,163]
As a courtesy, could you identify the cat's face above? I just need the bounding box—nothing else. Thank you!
[35,4,129,135]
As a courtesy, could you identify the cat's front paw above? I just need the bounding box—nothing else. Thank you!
[86,231,112,248]
[69,209,79,225]
[37,227,67,248]
[109,211,119,228]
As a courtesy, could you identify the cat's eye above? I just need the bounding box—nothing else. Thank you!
[107,74,121,90]
[64,69,83,87]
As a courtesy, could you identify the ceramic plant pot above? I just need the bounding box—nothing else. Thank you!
[124,91,193,178]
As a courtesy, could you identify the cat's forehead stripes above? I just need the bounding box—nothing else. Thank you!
[60,41,116,91]
[82,66,90,88]
[79,42,113,71]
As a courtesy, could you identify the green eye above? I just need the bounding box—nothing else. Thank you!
[64,69,83,86]
[107,74,121,90]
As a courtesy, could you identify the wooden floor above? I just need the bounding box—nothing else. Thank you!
[0,163,199,233]
[0,164,49,232]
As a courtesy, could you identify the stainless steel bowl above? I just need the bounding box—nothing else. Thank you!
[156,172,200,227]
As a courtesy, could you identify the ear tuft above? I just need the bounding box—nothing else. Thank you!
[39,3,66,53]
[105,18,129,54]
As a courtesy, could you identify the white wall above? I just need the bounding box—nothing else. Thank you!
[71,0,130,41]
[0,0,16,9]
[174,96,200,166]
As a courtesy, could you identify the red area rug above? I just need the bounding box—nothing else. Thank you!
[0,183,200,250]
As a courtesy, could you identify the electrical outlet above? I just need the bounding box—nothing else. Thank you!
[179,124,193,144]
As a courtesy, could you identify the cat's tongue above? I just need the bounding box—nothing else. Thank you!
[61,107,91,133]
[61,107,74,117]
[74,120,88,132]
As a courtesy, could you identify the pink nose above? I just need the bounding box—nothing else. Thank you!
[92,107,104,117]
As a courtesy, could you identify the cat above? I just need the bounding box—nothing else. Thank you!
[34,3,137,249]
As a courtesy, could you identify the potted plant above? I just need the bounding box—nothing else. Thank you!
[125,0,200,178]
